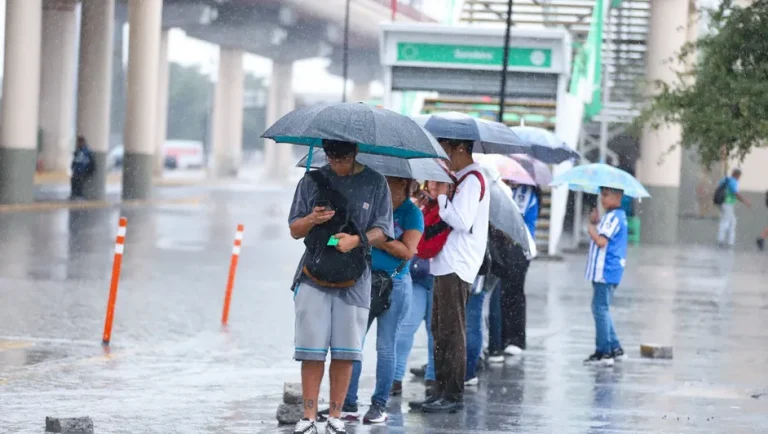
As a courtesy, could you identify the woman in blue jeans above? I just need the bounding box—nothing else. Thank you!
[393,256,435,395]
[320,177,424,425]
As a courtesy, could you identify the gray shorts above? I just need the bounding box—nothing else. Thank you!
[293,281,369,362]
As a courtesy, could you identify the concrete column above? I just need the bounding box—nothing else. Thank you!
[210,48,244,178]
[154,29,170,176]
[264,61,296,182]
[39,0,78,174]
[350,81,372,102]
[77,0,115,201]
[635,0,690,244]
[0,0,43,204]
[123,0,163,200]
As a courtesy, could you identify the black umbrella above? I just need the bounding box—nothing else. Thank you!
[262,103,448,171]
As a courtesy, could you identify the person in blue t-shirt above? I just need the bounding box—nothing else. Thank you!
[512,184,540,239]
[583,187,628,367]
[70,136,95,200]
[339,176,424,424]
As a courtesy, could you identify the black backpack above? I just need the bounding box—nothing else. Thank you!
[713,179,727,206]
[301,171,369,288]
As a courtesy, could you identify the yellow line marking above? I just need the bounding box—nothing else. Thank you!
[0,196,203,214]
[0,341,33,351]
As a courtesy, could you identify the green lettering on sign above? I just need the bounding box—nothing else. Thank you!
[396,43,552,68]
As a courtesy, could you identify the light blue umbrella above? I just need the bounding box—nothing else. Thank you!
[296,148,453,183]
[411,112,530,155]
[510,126,581,164]
[549,163,651,199]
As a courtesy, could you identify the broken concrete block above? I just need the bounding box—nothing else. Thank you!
[276,402,304,425]
[640,344,673,359]
[283,382,302,404]
[45,416,94,434]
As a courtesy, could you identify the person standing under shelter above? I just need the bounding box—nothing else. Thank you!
[716,169,751,248]
[70,136,95,200]
[288,140,393,434]
[411,138,490,414]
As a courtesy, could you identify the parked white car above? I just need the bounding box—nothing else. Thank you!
[107,140,206,170]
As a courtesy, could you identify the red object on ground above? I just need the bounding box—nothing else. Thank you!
[221,224,244,326]
[102,217,127,345]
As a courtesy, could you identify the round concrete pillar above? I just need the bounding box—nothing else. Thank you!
[77,0,116,201]
[0,0,43,204]
[39,0,78,174]
[211,48,245,178]
[123,0,163,200]
[264,61,296,182]
[155,29,170,177]
[350,81,372,103]
[636,0,691,244]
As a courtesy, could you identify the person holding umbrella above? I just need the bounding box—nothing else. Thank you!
[265,102,447,434]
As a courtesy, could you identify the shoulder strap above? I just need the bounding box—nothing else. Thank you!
[456,170,486,202]
[391,260,409,278]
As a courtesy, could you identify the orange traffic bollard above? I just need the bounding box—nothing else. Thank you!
[221,224,244,326]
[102,217,127,346]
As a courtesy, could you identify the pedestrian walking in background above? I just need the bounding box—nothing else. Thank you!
[583,187,629,367]
[325,176,423,426]
[714,169,751,248]
[288,140,393,434]
[70,136,95,200]
[410,138,490,414]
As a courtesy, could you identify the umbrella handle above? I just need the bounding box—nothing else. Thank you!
[306,144,314,172]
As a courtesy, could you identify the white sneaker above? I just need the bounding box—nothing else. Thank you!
[325,416,346,434]
[487,350,505,364]
[464,377,479,386]
[504,345,524,356]
[294,418,319,434]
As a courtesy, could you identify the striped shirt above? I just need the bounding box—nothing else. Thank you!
[585,209,628,285]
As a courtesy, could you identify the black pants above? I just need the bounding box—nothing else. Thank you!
[431,273,469,402]
[70,174,85,198]
[501,246,530,350]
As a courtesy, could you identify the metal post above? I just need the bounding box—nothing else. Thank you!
[342,0,351,102]
[597,9,613,164]
[497,0,513,123]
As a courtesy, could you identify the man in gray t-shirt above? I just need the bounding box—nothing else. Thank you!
[288,140,392,430]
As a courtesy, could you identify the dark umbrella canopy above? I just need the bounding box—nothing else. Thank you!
[411,112,530,155]
[262,102,447,160]
[510,126,581,164]
[296,149,453,183]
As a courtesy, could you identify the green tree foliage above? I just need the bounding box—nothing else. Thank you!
[637,0,768,167]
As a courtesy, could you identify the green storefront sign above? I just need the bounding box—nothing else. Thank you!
[396,42,552,69]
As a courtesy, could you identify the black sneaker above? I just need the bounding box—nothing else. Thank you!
[612,347,628,361]
[363,402,388,424]
[390,380,402,397]
[420,397,465,413]
[410,364,427,378]
[408,393,440,410]
[487,350,505,364]
[757,238,765,251]
[583,352,614,366]
[315,403,359,422]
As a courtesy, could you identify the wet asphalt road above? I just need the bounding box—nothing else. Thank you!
[1,182,768,433]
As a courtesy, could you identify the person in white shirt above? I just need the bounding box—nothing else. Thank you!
[412,139,490,414]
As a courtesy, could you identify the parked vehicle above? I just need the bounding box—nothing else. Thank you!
[107,140,206,170]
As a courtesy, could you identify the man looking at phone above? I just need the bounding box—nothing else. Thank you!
[288,139,393,434]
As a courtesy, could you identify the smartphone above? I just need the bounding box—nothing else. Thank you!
[315,200,333,211]
[327,236,339,246]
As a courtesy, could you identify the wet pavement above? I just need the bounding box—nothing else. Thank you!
[1,182,768,433]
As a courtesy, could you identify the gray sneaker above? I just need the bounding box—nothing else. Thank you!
[325,417,346,434]
[363,402,388,424]
[294,418,318,434]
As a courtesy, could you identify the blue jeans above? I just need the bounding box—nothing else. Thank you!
[346,274,413,406]
[465,290,485,380]
[487,281,503,353]
[394,281,435,382]
[592,282,621,354]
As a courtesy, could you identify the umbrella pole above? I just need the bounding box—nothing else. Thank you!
[306,144,314,172]
[342,0,351,103]
[497,0,513,123]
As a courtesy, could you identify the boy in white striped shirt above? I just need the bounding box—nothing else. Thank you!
[584,187,628,367]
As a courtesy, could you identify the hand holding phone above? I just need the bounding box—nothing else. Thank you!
[315,199,333,211]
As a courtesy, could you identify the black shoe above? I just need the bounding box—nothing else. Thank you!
[612,347,627,361]
[584,352,614,366]
[410,364,427,378]
[420,398,464,413]
[757,238,765,251]
[363,402,388,424]
[408,394,439,410]
[390,380,402,397]
[315,403,360,422]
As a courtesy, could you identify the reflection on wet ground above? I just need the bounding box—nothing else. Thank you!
[1,184,768,433]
